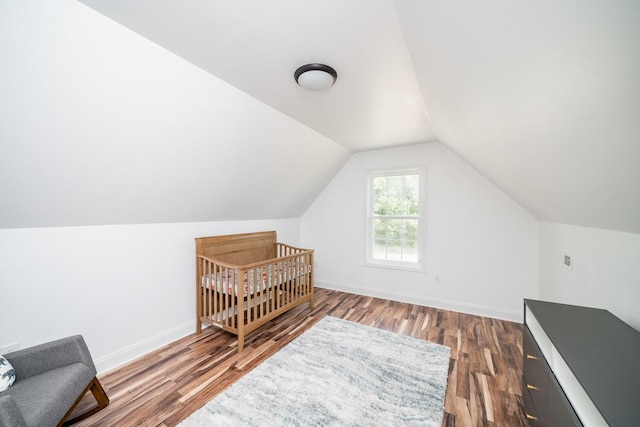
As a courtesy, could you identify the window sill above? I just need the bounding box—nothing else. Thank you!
[365,260,426,273]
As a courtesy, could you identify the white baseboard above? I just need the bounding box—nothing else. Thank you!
[94,320,195,374]
[316,280,523,323]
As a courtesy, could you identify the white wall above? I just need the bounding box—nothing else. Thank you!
[301,143,539,321]
[0,219,300,373]
[539,222,640,330]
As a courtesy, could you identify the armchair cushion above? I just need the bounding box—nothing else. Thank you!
[0,395,28,427]
[5,363,95,427]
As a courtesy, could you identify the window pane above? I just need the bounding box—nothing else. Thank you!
[386,239,403,261]
[386,219,402,240]
[403,175,419,216]
[373,239,387,259]
[401,219,418,246]
[373,218,387,240]
[386,176,402,215]
[373,176,388,215]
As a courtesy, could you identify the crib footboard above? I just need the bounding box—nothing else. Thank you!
[196,244,314,352]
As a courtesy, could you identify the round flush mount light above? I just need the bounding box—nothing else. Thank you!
[294,63,337,91]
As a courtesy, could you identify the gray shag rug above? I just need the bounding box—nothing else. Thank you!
[179,316,451,427]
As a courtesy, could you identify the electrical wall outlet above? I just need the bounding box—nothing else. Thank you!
[0,342,20,354]
[563,254,573,271]
[434,274,442,284]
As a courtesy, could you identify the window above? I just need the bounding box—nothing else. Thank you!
[366,167,426,271]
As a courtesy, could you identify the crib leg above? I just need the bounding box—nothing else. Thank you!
[195,292,202,334]
[237,333,244,353]
[237,321,245,353]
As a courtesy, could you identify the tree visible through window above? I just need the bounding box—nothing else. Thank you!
[367,168,425,269]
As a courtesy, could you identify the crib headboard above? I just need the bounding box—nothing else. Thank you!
[195,231,277,266]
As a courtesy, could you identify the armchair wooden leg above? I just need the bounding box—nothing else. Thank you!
[58,377,109,426]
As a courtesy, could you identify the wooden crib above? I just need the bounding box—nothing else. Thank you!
[195,231,314,352]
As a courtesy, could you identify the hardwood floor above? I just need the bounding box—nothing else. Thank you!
[73,288,527,426]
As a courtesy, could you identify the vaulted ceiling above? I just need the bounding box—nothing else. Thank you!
[78,0,640,234]
[2,0,639,233]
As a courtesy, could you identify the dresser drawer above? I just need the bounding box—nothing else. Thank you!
[523,376,544,426]
[523,326,549,419]
[523,326,547,385]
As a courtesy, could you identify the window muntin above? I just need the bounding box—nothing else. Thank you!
[367,167,425,270]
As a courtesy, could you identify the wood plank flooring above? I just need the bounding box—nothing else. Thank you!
[72,288,526,426]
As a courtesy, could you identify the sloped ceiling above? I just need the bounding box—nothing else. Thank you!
[78,0,640,234]
[2,0,639,233]
[0,1,350,229]
[77,0,436,152]
[396,0,640,234]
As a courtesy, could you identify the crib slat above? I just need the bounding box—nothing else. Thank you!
[258,266,264,319]
[206,260,211,326]
[232,267,238,329]
[215,264,221,324]
[196,257,203,334]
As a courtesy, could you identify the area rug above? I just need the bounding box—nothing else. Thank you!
[178,316,451,427]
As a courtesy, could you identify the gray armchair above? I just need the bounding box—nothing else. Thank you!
[0,335,108,427]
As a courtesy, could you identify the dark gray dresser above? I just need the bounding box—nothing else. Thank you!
[523,299,640,426]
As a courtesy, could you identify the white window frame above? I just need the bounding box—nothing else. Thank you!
[365,166,427,272]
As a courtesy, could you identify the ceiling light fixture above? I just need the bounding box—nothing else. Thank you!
[294,63,337,91]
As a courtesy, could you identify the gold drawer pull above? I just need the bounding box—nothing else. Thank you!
[526,384,539,391]
[525,413,538,421]
[526,354,539,360]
